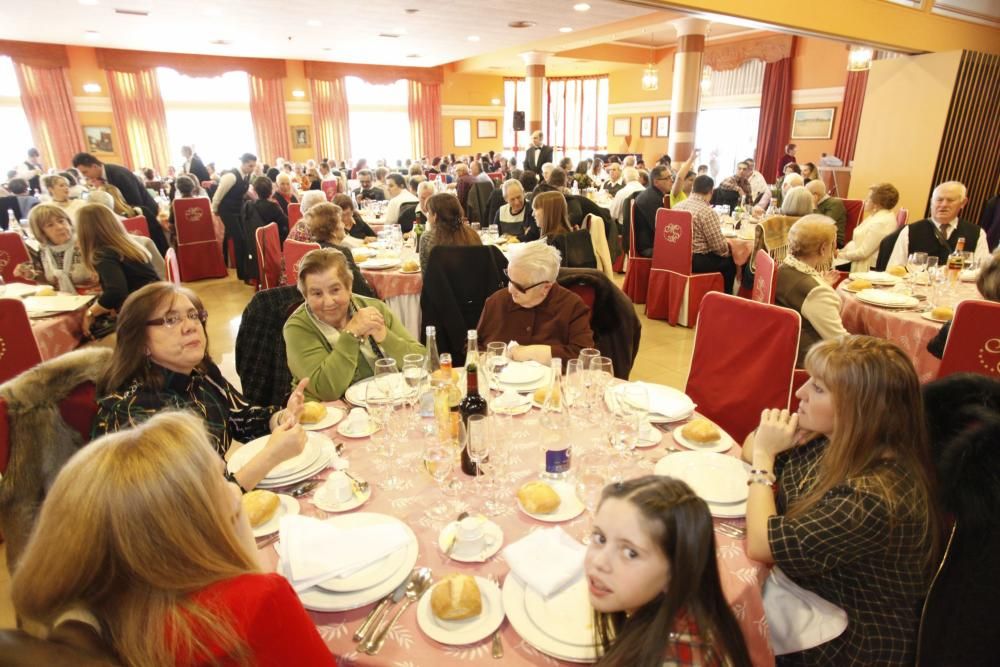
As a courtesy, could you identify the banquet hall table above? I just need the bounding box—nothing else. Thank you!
[30,308,87,360]
[258,406,774,666]
[360,264,422,339]
[836,281,983,382]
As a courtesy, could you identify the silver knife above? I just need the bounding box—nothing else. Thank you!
[353,571,411,642]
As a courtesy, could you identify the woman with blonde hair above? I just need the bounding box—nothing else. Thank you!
[76,203,158,336]
[13,204,96,292]
[41,174,85,221]
[12,411,335,665]
[836,182,900,272]
[743,335,939,665]
[533,191,597,269]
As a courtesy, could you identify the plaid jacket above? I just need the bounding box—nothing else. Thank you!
[235,285,303,408]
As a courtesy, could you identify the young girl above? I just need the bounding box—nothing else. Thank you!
[585,475,751,667]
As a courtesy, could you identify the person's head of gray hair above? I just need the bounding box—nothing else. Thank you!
[86,190,116,212]
[978,249,1000,302]
[541,163,554,180]
[805,179,827,198]
[782,173,805,192]
[454,163,469,176]
[788,214,837,260]
[781,186,814,216]
[417,180,436,197]
[623,156,636,168]
[622,166,639,183]
[508,240,562,284]
[501,179,524,198]
[299,190,327,213]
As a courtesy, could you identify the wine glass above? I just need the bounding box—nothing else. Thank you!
[402,353,426,415]
[578,348,601,418]
[905,252,927,292]
[614,384,649,457]
[466,414,490,506]
[366,383,403,490]
[563,359,583,418]
[575,452,606,544]
[422,440,456,519]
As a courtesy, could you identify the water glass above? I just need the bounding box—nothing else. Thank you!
[422,440,457,519]
[465,414,492,508]
[563,359,584,416]
[366,384,403,490]
[613,384,649,455]
[575,452,607,544]
[402,353,426,414]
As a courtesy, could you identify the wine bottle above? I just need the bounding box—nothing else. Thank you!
[946,237,966,283]
[459,364,489,476]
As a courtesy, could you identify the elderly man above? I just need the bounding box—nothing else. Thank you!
[609,166,644,226]
[454,163,476,211]
[354,169,385,202]
[718,161,753,207]
[888,181,990,267]
[534,167,566,197]
[492,179,535,237]
[524,131,554,178]
[602,162,625,196]
[477,240,594,364]
[383,173,419,225]
[806,180,848,247]
[675,176,737,293]
[633,165,682,257]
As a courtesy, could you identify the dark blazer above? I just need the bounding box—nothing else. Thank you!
[634,185,667,256]
[187,154,210,183]
[524,145,554,176]
[104,162,169,254]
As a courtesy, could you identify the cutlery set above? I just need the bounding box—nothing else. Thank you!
[354,567,433,655]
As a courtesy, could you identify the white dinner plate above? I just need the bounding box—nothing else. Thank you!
[502,574,598,663]
[849,271,901,286]
[416,577,505,646]
[920,311,951,323]
[311,482,372,513]
[359,258,402,271]
[317,513,413,593]
[398,266,421,274]
[654,451,749,505]
[499,362,546,385]
[254,441,338,489]
[605,382,695,424]
[523,575,595,647]
[344,375,417,407]
[671,425,735,454]
[492,396,532,416]
[437,518,504,562]
[855,289,919,309]
[516,480,585,523]
[301,405,345,431]
[251,494,300,538]
[228,432,325,479]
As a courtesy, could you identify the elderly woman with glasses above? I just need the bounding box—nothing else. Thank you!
[477,240,594,364]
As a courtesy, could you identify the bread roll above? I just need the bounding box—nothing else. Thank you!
[849,279,873,291]
[242,490,280,527]
[431,574,482,621]
[886,266,908,277]
[35,286,57,296]
[401,259,419,272]
[517,481,561,514]
[533,385,561,407]
[300,401,327,424]
[681,418,721,444]
[931,306,954,321]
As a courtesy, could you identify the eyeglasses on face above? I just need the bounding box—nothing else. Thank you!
[146,309,208,328]
[504,268,549,294]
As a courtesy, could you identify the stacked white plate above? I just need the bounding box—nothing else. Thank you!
[855,288,918,309]
[495,361,551,393]
[345,374,419,407]
[605,382,695,424]
[359,257,402,271]
[228,432,336,489]
[654,451,751,518]
[298,513,419,612]
[502,573,598,663]
[849,271,901,286]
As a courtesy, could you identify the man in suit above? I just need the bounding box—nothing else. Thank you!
[806,180,848,247]
[181,145,210,184]
[633,165,681,257]
[887,180,991,268]
[523,131,553,178]
[211,152,258,282]
[72,152,169,254]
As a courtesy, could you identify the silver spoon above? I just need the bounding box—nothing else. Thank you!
[443,510,471,557]
[344,470,369,494]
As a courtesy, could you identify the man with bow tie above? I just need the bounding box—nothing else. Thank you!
[523,131,553,178]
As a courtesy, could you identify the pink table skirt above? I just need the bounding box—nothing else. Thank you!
[361,268,423,300]
[259,407,774,666]
[30,309,85,360]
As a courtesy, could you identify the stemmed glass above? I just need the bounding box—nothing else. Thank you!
[905,252,927,293]
[466,414,490,509]
[575,452,606,544]
[578,348,601,420]
[366,382,403,490]
[402,353,426,418]
[422,438,457,519]
[563,359,584,419]
[613,384,649,459]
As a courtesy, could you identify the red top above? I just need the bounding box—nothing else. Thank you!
[181,573,335,666]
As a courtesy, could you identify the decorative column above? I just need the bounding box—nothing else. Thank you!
[520,51,551,134]
[668,18,710,161]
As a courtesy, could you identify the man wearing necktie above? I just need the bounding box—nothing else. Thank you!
[523,131,553,179]
[212,153,258,282]
[887,181,990,267]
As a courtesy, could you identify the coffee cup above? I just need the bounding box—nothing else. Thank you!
[454,516,485,552]
[322,472,355,504]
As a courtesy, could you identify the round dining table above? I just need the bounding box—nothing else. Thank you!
[257,401,775,666]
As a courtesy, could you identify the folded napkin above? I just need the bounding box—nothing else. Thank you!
[343,408,369,433]
[763,566,848,655]
[494,389,530,410]
[628,382,694,419]
[277,514,410,592]
[503,527,585,598]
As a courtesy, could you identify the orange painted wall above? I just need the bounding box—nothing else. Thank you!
[607,55,673,165]
[441,70,504,156]
[65,45,126,165]
[283,60,315,164]
[789,38,848,164]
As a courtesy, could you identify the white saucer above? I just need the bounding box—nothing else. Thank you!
[416,576,505,646]
[499,361,546,385]
[252,494,299,538]
[337,418,378,438]
[301,406,345,431]
[437,518,504,562]
[312,482,372,513]
[517,480,585,523]
[635,422,664,448]
[672,426,735,454]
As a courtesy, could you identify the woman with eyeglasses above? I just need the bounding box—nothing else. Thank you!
[477,240,594,364]
[92,282,310,492]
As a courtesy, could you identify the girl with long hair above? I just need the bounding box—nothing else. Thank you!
[533,191,597,269]
[417,192,481,271]
[744,335,939,664]
[586,475,752,667]
[12,411,335,666]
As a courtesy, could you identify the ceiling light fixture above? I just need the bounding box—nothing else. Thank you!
[641,32,658,91]
[406,53,422,59]
[573,3,591,10]
[508,20,536,29]
[405,8,419,13]
[292,89,306,98]
[491,98,501,105]
[209,39,232,45]
[559,27,573,33]
[468,35,480,42]
[83,82,101,93]
[847,45,874,71]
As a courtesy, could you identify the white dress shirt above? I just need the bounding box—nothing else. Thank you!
[383,189,418,224]
[610,181,645,225]
[887,218,991,268]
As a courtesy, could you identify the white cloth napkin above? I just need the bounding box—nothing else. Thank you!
[630,382,694,419]
[344,407,369,433]
[494,389,530,409]
[763,566,848,655]
[503,527,585,598]
[277,514,410,592]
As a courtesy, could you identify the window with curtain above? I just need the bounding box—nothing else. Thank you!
[546,76,608,163]
[0,57,34,176]
[156,67,254,172]
[696,59,764,179]
[345,77,410,164]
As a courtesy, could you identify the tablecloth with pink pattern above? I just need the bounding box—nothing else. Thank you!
[30,309,86,360]
[258,408,774,667]
[361,268,423,301]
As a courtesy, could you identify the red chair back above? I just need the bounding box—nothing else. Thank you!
[685,292,801,442]
[622,195,653,304]
[173,197,227,281]
[0,232,31,284]
[565,282,596,326]
[0,298,43,384]
[842,198,864,244]
[283,239,321,286]
[321,180,339,201]
[122,215,150,238]
[652,209,693,274]
[896,208,909,228]
[164,247,180,284]
[751,249,777,304]
[255,223,282,290]
[938,300,1000,379]
[288,203,303,229]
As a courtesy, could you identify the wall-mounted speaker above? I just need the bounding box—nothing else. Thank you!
[512,111,525,131]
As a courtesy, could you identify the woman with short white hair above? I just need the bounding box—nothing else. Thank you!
[287,190,328,242]
[476,240,594,364]
[492,179,531,237]
[781,186,815,217]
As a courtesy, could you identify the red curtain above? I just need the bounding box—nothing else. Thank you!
[249,74,292,164]
[13,62,83,169]
[833,69,869,166]
[309,77,351,162]
[753,55,793,181]
[407,80,442,159]
[105,68,171,173]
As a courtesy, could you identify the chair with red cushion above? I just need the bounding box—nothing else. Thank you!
[646,209,724,327]
[321,180,339,201]
[937,300,1000,380]
[0,232,32,285]
[173,197,227,281]
[842,198,864,244]
[164,248,181,285]
[621,193,651,304]
[122,215,150,238]
[685,292,801,443]
[896,208,909,228]
[283,239,321,286]
[287,203,303,231]
[0,298,42,385]
[254,223,282,290]
[564,282,596,327]
[750,249,777,304]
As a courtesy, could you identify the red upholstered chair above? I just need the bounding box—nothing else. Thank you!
[684,292,801,443]
[937,300,1000,380]
[564,282,596,327]
[896,208,909,228]
[122,215,150,238]
[621,195,652,304]
[645,209,723,327]
[751,249,777,304]
[0,232,32,284]
[283,239,321,286]
[0,298,42,384]
[255,223,282,290]
[321,180,339,201]
[842,198,864,244]
[173,197,227,281]
[164,248,180,285]
[288,203,303,230]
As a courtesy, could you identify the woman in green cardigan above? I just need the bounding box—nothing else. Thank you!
[284,247,426,401]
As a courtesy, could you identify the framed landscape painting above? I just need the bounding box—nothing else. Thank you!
[612,117,630,137]
[791,108,835,140]
[83,126,114,154]
[477,119,497,139]
[639,116,653,138]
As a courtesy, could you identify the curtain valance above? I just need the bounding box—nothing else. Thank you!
[95,48,287,79]
[0,40,69,69]
[304,61,443,86]
[704,34,794,72]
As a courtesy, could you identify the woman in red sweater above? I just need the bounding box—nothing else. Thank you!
[12,411,335,666]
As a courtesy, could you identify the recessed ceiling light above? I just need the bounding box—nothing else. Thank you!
[508,20,536,29]
[404,8,419,13]
[468,35,480,42]
[406,53,422,59]
[322,47,332,51]
[292,89,306,98]
[307,19,322,27]
[559,27,573,33]
[573,2,591,10]
[490,98,501,105]
[209,39,232,45]
[78,0,98,5]
[84,30,101,40]
[83,82,101,93]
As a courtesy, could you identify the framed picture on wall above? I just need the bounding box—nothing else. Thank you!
[83,126,114,154]
[291,126,311,148]
[639,117,653,138]
[791,108,835,140]
[477,119,497,139]
[612,117,630,137]
[454,119,472,147]
[656,116,670,138]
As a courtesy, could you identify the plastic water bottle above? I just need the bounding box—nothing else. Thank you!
[541,358,571,479]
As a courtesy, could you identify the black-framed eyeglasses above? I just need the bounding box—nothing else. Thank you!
[504,269,550,294]
[146,309,208,328]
